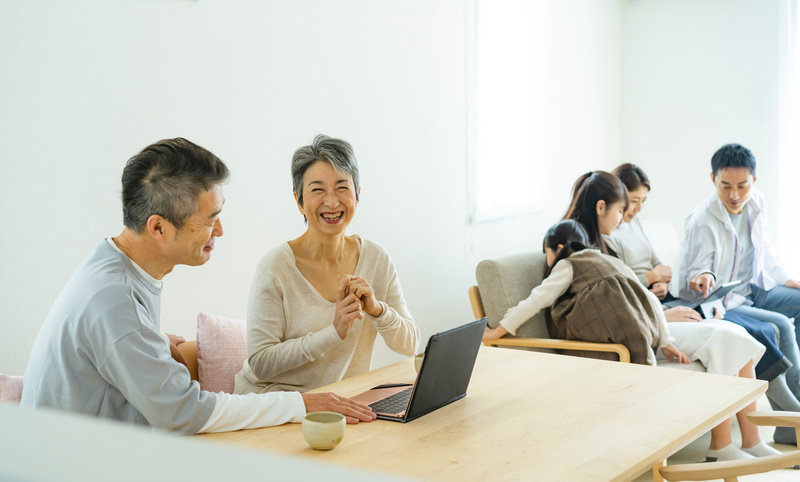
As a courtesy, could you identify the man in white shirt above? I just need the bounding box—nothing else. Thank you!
[680,143,800,443]
[21,137,375,433]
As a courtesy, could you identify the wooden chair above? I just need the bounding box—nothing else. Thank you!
[470,285,631,362]
[659,412,800,481]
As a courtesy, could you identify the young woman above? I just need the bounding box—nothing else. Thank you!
[607,163,800,445]
[483,217,776,461]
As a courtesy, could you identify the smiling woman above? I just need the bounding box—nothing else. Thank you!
[233,135,420,396]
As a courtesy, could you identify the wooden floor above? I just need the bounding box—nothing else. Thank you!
[633,395,798,481]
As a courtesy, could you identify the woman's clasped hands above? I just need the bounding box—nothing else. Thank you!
[334,275,383,340]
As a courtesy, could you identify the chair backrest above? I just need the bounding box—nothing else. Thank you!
[475,250,553,348]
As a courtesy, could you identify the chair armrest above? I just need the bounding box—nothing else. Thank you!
[747,410,800,447]
[659,451,800,481]
[747,410,800,428]
[482,338,631,363]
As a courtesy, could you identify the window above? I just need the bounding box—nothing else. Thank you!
[468,0,548,223]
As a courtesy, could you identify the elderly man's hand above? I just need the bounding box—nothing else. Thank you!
[164,333,187,367]
[302,392,376,424]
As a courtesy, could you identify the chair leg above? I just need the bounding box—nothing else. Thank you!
[652,459,666,482]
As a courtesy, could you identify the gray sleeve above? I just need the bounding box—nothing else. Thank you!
[99,329,216,435]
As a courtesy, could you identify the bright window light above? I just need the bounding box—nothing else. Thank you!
[470,0,548,223]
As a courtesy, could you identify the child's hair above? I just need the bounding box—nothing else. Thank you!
[562,171,626,256]
[543,220,591,276]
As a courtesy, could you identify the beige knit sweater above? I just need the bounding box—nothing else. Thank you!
[234,236,420,394]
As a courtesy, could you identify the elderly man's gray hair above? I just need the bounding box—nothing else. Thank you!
[122,138,229,233]
[291,135,361,213]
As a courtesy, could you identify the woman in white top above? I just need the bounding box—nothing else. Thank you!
[234,135,420,395]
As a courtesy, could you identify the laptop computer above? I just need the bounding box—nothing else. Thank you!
[663,280,742,318]
[350,317,487,423]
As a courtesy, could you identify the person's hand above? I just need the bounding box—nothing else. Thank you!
[662,344,690,364]
[649,282,669,300]
[648,265,672,284]
[301,392,376,424]
[785,280,800,290]
[164,333,188,366]
[346,276,382,318]
[334,276,363,340]
[165,333,186,346]
[483,325,508,341]
[689,273,715,298]
[663,306,702,322]
[712,306,726,319]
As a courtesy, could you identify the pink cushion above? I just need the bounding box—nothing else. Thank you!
[196,312,247,394]
[0,374,24,404]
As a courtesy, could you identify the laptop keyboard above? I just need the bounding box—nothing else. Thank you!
[369,387,412,414]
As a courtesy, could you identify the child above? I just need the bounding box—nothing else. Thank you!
[483,219,686,366]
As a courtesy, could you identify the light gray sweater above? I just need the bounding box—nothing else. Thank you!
[21,241,216,434]
[234,236,420,394]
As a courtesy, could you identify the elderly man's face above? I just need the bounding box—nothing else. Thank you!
[170,184,225,266]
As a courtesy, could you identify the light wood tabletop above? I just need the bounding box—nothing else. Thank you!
[198,346,766,481]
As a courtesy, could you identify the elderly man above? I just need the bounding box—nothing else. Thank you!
[21,138,375,433]
[680,142,800,444]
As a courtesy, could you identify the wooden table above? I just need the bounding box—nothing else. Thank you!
[198,346,766,481]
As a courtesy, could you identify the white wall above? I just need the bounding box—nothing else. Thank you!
[620,0,784,241]
[0,0,788,378]
[0,0,622,375]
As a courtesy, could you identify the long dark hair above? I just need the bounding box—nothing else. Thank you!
[543,220,591,277]
[612,163,651,193]
[562,171,626,255]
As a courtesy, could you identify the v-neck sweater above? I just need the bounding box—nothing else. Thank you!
[234,236,419,394]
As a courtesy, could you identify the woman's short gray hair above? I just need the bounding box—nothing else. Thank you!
[291,134,360,211]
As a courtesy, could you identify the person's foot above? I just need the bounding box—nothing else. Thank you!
[742,441,782,457]
[705,444,755,462]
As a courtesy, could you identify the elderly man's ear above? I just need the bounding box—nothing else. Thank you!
[145,215,170,241]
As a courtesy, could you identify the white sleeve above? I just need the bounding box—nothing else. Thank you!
[499,261,572,335]
[198,391,306,433]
